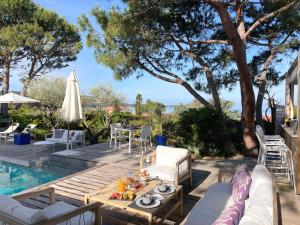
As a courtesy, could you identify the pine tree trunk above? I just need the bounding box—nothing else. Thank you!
[255,50,276,125]
[204,67,221,110]
[215,5,257,154]
[21,79,31,96]
[1,60,10,116]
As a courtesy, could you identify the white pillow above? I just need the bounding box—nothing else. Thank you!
[40,201,77,219]
[249,165,272,198]
[0,195,46,224]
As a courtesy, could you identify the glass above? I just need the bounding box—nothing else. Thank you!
[118,180,126,193]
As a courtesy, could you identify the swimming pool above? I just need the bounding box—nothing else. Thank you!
[0,160,62,195]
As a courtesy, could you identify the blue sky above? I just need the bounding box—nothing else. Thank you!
[9,0,296,111]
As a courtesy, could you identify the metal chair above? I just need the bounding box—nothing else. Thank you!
[255,125,285,164]
[132,125,152,155]
[256,126,296,192]
[262,144,296,193]
[109,123,122,148]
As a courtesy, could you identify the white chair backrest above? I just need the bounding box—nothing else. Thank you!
[22,124,37,133]
[140,125,152,138]
[156,145,188,167]
[256,125,266,144]
[70,130,84,141]
[110,123,121,135]
[5,123,19,133]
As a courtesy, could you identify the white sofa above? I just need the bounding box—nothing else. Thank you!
[183,165,277,225]
[45,129,85,149]
[140,145,192,185]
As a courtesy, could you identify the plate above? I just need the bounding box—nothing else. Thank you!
[153,185,176,195]
[135,197,161,209]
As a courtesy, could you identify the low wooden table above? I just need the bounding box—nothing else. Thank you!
[85,180,183,225]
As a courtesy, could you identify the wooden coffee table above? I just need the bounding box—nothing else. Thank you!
[84,180,183,225]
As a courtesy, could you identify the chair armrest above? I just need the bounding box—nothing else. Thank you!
[13,187,56,204]
[176,152,192,167]
[175,152,192,183]
[38,201,101,225]
[140,151,156,169]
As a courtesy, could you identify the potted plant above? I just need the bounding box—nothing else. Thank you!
[152,106,167,146]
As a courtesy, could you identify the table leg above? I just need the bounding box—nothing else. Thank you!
[180,188,183,216]
[147,214,153,225]
[129,130,132,154]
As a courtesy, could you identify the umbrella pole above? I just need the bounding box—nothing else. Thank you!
[67,123,70,150]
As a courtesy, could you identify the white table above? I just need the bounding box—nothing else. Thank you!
[115,127,140,154]
[33,141,55,153]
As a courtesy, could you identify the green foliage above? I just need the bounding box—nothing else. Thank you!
[175,108,234,157]
[135,93,142,115]
[8,106,43,131]
[89,83,126,110]
[20,6,82,94]
[27,76,66,127]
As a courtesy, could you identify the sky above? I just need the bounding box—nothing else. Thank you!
[9,0,297,111]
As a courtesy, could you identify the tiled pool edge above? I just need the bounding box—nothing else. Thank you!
[0,156,29,166]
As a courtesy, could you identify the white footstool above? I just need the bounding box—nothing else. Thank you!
[33,141,55,153]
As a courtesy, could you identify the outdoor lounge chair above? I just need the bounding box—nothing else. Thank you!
[140,145,192,185]
[0,187,101,225]
[45,129,85,149]
[0,123,19,144]
[21,124,37,134]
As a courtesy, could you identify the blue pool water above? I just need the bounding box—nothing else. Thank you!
[0,161,62,195]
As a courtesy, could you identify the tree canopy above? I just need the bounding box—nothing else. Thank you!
[0,0,82,103]
[79,0,299,152]
[27,76,66,127]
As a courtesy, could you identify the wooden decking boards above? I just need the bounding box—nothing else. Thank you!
[0,142,299,224]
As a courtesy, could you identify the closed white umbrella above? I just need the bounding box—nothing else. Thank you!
[61,71,82,149]
[0,92,39,104]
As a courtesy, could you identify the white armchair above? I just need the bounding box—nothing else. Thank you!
[140,146,192,186]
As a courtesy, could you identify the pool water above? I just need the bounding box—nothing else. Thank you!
[0,160,62,195]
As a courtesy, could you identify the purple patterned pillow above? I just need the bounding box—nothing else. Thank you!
[212,201,245,225]
[231,165,252,202]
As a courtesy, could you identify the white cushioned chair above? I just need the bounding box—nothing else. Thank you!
[45,129,85,150]
[140,145,192,185]
[0,187,100,225]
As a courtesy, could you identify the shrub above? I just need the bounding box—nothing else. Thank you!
[176,107,234,157]
[9,107,43,131]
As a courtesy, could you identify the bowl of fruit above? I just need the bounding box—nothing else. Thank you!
[110,191,136,201]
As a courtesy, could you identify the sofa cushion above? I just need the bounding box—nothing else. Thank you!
[212,201,245,225]
[184,183,232,225]
[231,165,251,202]
[155,146,189,176]
[239,205,273,225]
[40,201,94,225]
[249,165,272,198]
[146,164,177,182]
[54,129,65,138]
[0,195,46,224]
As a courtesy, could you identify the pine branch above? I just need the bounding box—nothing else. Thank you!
[244,0,299,38]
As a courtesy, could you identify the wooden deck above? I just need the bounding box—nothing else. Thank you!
[0,142,299,224]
